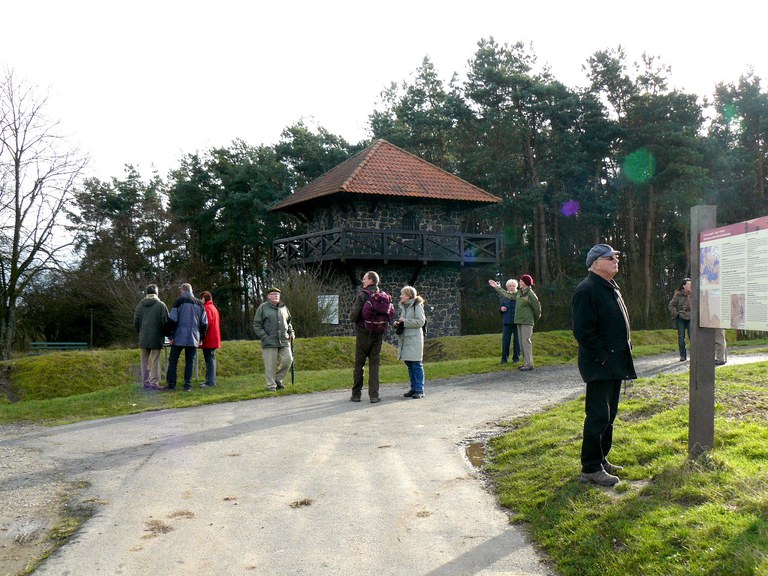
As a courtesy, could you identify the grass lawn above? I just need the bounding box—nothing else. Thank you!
[2,330,768,575]
[488,360,768,576]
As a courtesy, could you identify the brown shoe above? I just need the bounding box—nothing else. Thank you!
[602,461,624,475]
[580,469,619,486]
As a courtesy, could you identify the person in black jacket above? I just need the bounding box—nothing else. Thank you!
[489,278,520,364]
[572,244,637,486]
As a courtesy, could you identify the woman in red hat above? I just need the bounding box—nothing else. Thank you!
[513,274,541,371]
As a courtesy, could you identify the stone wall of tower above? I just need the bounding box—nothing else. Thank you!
[319,262,461,339]
[306,199,466,233]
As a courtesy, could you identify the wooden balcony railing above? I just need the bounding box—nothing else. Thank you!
[273,228,500,266]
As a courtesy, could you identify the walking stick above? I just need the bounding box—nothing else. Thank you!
[290,339,295,385]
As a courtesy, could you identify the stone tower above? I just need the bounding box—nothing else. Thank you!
[271,139,501,337]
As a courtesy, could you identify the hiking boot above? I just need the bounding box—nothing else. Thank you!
[602,461,624,475]
[580,469,619,486]
[276,381,285,390]
[403,390,416,397]
[350,396,361,402]
[370,397,381,403]
[412,393,424,399]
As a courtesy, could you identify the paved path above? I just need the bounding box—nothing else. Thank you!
[5,352,764,575]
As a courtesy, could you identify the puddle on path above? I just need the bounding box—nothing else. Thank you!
[465,441,487,468]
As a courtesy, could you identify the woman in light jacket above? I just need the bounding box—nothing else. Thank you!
[394,285,426,399]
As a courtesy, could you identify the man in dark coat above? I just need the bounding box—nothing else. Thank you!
[572,244,637,486]
[133,284,169,390]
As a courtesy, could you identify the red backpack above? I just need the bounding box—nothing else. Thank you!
[362,291,395,335]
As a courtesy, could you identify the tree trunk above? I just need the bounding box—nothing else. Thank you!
[642,185,656,326]
[756,139,766,201]
[535,202,549,284]
[523,130,549,285]
[626,189,638,268]
[1,300,16,360]
[552,204,563,278]
[592,163,602,244]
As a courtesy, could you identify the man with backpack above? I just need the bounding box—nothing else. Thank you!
[349,270,395,403]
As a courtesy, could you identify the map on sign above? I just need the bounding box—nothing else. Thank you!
[699,215,768,330]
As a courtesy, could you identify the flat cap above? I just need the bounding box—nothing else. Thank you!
[586,244,620,268]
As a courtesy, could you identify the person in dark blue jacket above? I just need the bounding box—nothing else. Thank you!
[489,278,520,364]
[165,283,208,392]
[572,244,636,487]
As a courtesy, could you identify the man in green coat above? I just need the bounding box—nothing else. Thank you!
[133,284,169,390]
[253,287,295,392]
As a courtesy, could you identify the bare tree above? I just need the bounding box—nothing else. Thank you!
[0,68,87,358]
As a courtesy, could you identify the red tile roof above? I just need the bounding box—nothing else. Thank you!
[271,139,501,211]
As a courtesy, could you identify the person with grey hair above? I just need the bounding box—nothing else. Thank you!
[165,283,208,392]
[572,243,637,487]
[488,274,540,371]
[488,278,521,364]
[133,284,169,390]
[393,285,426,398]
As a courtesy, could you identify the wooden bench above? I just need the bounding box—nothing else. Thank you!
[29,341,89,354]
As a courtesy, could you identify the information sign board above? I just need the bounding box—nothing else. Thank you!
[699,214,768,330]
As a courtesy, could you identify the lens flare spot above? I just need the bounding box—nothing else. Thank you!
[623,148,656,184]
[561,199,580,216]
[721,103,738,122]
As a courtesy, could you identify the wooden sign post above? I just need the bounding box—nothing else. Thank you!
[689,205,717,457]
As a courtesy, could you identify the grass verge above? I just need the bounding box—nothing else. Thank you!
[0,331,683,425]
[487,362,768,576]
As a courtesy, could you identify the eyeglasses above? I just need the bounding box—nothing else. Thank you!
[600,255,620,261]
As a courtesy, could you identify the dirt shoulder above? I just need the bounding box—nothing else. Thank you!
[0,423,85,576]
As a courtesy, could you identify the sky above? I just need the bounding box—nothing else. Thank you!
[2,0,766,181]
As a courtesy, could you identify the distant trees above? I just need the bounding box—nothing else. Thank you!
[167,141,292,338]
[707,72,768,223]
[0,69,87,358]
[48,129,358,347]
[369,39,763,329]
[7,40,768,351]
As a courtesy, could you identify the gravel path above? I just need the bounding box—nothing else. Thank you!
[1,351,764,575]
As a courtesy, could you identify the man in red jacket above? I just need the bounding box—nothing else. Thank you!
[200,291,221,387]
